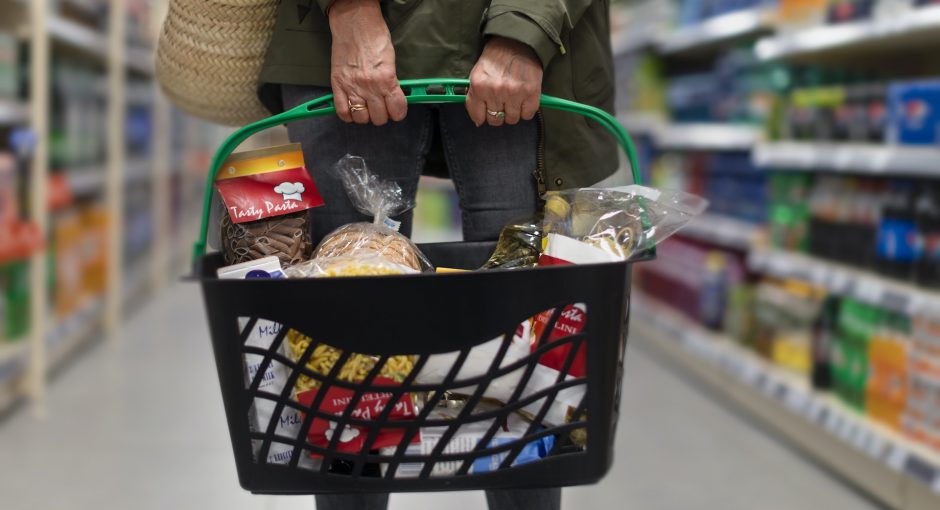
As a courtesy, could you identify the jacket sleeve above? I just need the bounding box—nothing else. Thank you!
[482,0,596,69]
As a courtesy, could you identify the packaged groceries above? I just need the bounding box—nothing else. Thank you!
[218,261,298,464]
[216,256,286,280]
[285,329,421,455]
[539,185,707,266]
[480,216,544,270]
[380,412,554,477]
[285,255,418,278]
[216,143,324,267]
[312,155,432,272]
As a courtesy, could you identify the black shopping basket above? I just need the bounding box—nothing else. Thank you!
[191,79,647,494]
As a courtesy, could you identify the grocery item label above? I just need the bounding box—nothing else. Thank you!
[295,377,420,455]
[532,303,588,377]
[215,143,324,224]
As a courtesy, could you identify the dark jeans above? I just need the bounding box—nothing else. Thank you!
[282,86,559,510]
[282,84,540,242]
[314,489,562,510]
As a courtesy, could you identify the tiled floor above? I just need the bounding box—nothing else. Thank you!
[0,283,881,510]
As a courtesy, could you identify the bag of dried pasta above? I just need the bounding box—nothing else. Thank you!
[285,329,422,455]
[215,143,325,267]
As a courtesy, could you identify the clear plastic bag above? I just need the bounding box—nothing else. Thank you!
[314,155,433,271]
[541,185,708,264]
[285,255,419,278]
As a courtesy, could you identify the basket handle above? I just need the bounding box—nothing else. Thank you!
[193,78,642,260]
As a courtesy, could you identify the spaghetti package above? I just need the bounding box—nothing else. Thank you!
[215,143,324,267]
[285,330,421,455]
[313,155,432,272]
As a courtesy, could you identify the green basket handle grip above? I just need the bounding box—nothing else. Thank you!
[193,78,642,261]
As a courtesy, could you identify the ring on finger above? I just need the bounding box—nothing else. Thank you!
[348,99,368,113]
[487,109,506,119]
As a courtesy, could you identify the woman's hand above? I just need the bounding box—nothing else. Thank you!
[466,37,544,127]
[328,0,407,126]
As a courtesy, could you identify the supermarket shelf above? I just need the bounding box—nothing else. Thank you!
[617,112,666,136]
[125,157,151,186]
[0,99,29,125]
[754,142,940,176]
[0,339,29,365]
[632,293,940,509]
[655,123,762,151]
[66,165,105,197]
[678,213,762,251]
[755,5,940,61]
[749,249,940,317]
[47,296,104,371]
[48,15,108,62]
[658,8,774,55]
[126,45,154,76]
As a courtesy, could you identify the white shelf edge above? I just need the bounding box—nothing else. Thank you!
[66,164,106,197]
[0,339,29,365]
[749,248,940,317]
[616,112,667,136]
[678,213,762,250]
[46,296,105,371]
[48,15,108,61]
[659,8,773,54]
[0,98,29,125]
[754,142,940,176]
[656,123,762,151]
[756,5,940,61]
[632,293,940,506]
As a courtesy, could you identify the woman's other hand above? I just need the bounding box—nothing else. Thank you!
[466,37,543,127]
[328,0,407,126]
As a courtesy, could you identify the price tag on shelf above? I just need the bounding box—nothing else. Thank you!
[805,399,825,424]
[824,410,841,434]
[854,279,883,306]
[741,362,762,387]
[850,426,870,452]
[881,289,911,316]
[784,388,808,414]
[865,434,887,460]
[837,418,856,443]
[886,445,908,473]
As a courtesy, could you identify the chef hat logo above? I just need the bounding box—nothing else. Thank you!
[274,182,305,202]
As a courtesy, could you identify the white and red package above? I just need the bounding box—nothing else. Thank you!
[295,377,420,456]
[531,303,587,378]
[215,143,324,224]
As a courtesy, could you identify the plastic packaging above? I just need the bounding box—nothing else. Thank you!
[480,216,544,270]
[314,155,432,271]
[285,255,419,278]
[540,185,708,265]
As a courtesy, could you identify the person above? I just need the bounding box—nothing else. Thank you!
[256,1,619,508]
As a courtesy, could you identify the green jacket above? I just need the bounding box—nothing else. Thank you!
[259,0,618,191]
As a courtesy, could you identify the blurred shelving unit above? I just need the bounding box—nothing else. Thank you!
[749,249,940,317]
[658,6,775,56]
[680,213,763,251]
[755,5,940,62]
[0,0,226,417]
[613,2,940,507]
[634,293,940,510]
[754,142,940,177]
[654,123,763,152]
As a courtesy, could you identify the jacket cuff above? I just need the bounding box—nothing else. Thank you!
[483,12,561,70]
[317,0,334,14]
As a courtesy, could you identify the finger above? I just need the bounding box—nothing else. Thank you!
[504,101,522,125]
[385,87,407,122]
[366,95,390,126]
[485,103,506,127]
[465,88,487,127]
[332,87,353,123]
[348,95,370,125]
[521,97,539,121]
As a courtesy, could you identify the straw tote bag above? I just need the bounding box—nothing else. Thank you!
[156,0,278,125]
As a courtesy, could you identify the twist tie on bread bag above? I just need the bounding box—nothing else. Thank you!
[328,154,413,230]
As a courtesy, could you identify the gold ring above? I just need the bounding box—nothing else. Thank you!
[348,100,368,113]
[487,109,506,119]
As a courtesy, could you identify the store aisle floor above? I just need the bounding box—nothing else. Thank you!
[0,283,881,510]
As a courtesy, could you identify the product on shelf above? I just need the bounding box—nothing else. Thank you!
[0,261,29,342]
[887,78,940,146]
[0,31,18,100]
